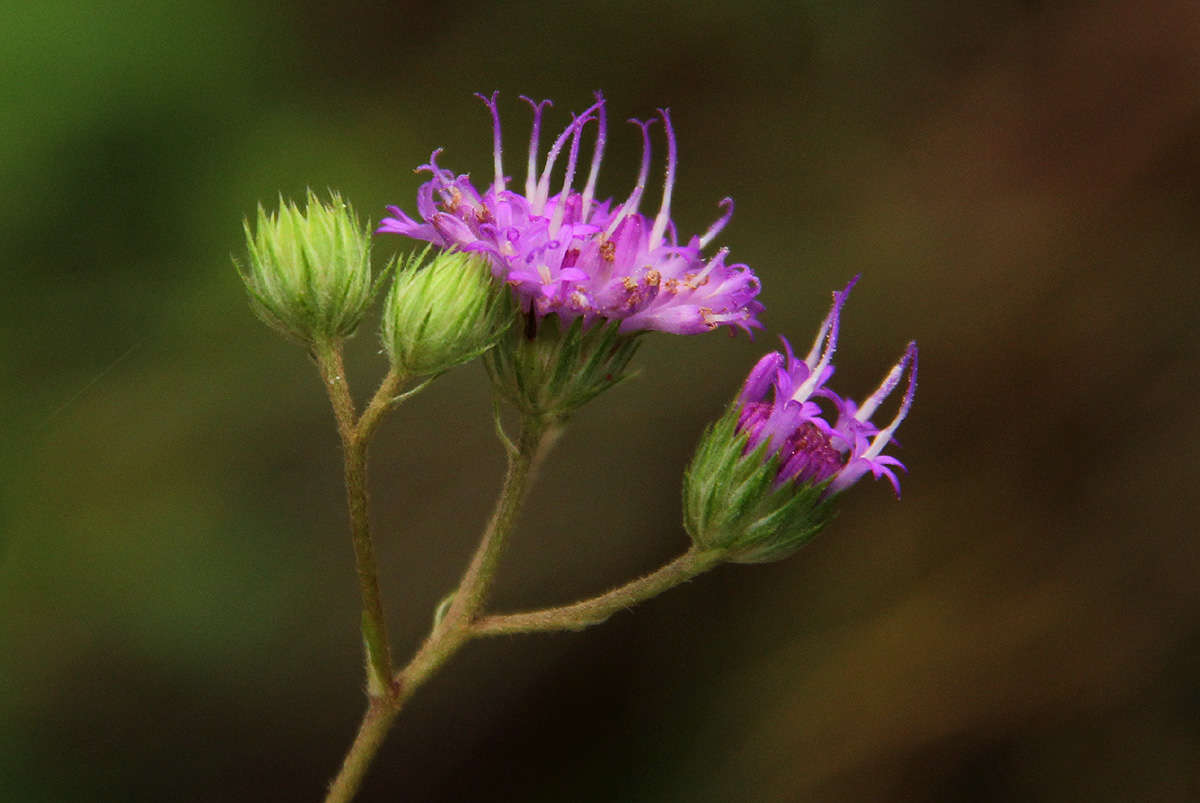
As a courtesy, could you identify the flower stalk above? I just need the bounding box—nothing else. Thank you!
[472,546,725,636]
[440,416,555,630]
[315,341,403,696]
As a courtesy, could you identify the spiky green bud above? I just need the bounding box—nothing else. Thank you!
[683,405,837,563]
[235,190,378,346]
[485,314,641,422]
[381,248,514,377]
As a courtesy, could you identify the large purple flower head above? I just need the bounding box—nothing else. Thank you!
[684,280,917,563]
[379,92,763,337]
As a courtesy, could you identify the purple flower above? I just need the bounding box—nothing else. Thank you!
[378,92,764,336]
[736,279,918,497]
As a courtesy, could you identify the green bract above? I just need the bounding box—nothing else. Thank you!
[381,248,514,377]
[683,405,837,563]
[486,315,641,422]
[236,190,378,346]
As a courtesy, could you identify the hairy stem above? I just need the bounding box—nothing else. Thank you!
[398,416,554,684]
[471,547,726,637]
[444,417,552,628]
[316,343,399,697]
[324,698,400,803]
[358,366,405,443]
[322,413,553,802]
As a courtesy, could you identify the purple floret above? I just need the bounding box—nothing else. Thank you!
[379,91,764,336]
[736,279,918,497]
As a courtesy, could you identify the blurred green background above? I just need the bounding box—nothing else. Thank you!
[4,1,1199,800]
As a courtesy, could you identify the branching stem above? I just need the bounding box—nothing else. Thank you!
[318,391,724,803]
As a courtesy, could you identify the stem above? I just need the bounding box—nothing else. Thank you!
[442,416,552,629]
[324,699,400,803]
[316,342,400,697]
[358,366,405,443]
[321,413,553,802]
[399,415,552,674]
[471,547,726,636]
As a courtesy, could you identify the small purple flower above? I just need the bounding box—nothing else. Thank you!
[379,92,764,336]
[736,279,918,497]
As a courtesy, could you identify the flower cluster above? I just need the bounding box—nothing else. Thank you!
[736,279,918,497]
[379,92,763,336]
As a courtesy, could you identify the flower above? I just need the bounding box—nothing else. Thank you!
[683,279,917,563]
[378,92,763,336]
[736,278,918,497]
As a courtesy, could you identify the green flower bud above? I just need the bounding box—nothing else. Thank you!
[485,314,641,421]
[235,190,377,347]
[380,248,514,377]
[683,405,836,564]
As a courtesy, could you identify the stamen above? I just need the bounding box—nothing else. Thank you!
[580,91,607,222]
[604,117,657,238]
[802,308,834,369]
[475,91,504,198]
[857,342,911,422]
[519,96,554,200]
[549,121,584,237]
[533,99,604,214]
[803,276,859,369]
[648,108,677,249]
[795,284,854,402]
[862,343,918,460]
[690,247,728,285]
[416,148,453,189]
[699,198,734,249]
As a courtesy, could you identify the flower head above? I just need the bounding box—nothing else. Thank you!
[683,280,917,563]
[379,92,763,336]
[736,278,918,498]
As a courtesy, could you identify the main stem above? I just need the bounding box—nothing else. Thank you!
[324,698,400,803]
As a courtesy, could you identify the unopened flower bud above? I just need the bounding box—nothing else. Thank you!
[236,190,376,346]
[381,248,514,377]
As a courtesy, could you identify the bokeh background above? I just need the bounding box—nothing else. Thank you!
[4,1,1200,800]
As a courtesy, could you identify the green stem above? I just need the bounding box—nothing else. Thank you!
[442,416,552,628]
[399,416,553,679]
[470,547,726,637]
[323,698,400,803]
[321,413,553,802]
[358,366,405,443]
[316,343,400,697]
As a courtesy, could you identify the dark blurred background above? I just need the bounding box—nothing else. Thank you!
[4,1,1199,800]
